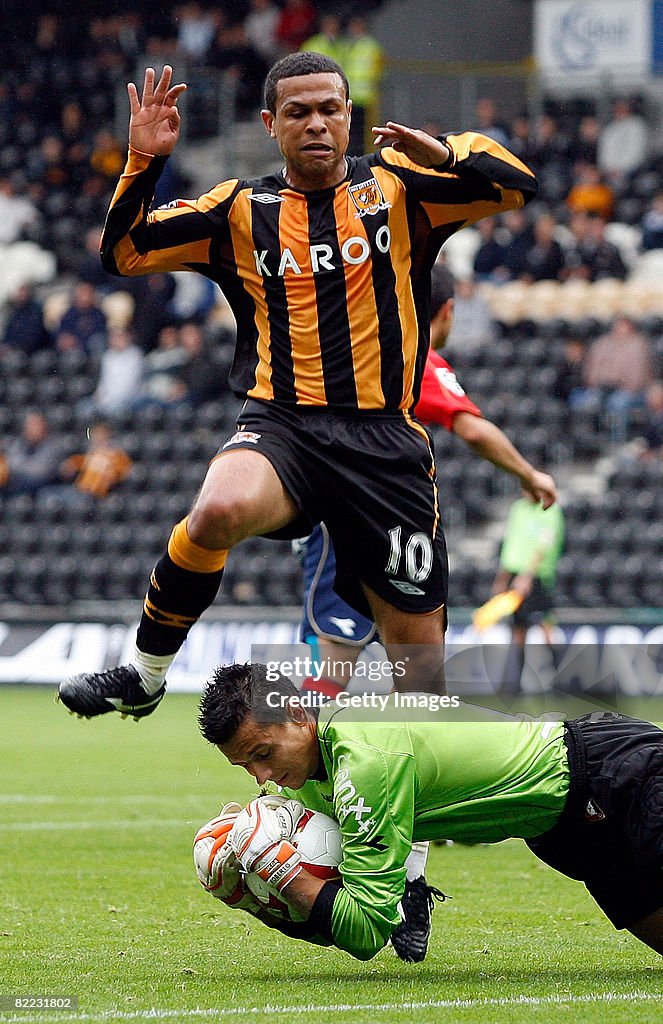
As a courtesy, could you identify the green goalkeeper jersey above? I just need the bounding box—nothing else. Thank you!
[283,699,569,960]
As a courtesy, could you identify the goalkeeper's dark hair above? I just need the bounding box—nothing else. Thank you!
[430,263,455,319]
[264,52,350,114]
[198,662,301,744]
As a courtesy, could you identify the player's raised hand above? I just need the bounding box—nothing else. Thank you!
[372,121,450,168]
[523,470,558,510]
[127,65,187,156]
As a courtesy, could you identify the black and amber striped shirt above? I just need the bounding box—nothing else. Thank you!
[101,133,536,412]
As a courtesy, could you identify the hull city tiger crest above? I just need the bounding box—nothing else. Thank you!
[349,177,391,218]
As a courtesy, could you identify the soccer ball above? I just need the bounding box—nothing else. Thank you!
[245,806,342,922]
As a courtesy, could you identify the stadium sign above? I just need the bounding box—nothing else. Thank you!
[0,620,660,696]
[535,0,652,81]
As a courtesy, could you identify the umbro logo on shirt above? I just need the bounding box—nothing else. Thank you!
[223,430,262,448]
[248,193,285,204]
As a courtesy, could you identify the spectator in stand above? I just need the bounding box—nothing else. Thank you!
[56,420,133,504]
[177,322,219,407]
[443,276,496,354]
[566,162,614,221]
[244,0,280,65]
[562,212,627,282]
[520,212,564,282]
[641,192,663,251]
[60,100,90,192]
[474,97,509,147]
[569,114,600,166]
[275,0,317,55]
[508,113,536,167]
[89,128,125,183]
[597,98,648,189]
[571,316,653,443]
[79,326,145,419]
[212,21,268,119]
[0,411,63,496]
[634,381,663,460]
[501,208,534,279]
[473,218,510,282]
[132,323,188,409]
[128,272,177,353]
[553,337,586,406]
[175,2,218,61]
[0,174,39,244]
[169,272,217,325]
[77,226,120,292]
[0,283,51,355]
[302,13,345,63]
[55,280,107,355]
[528,113,571,203]
[343,15,385,157]
[27,134,71,198]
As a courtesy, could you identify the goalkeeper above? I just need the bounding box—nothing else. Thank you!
[196,662,663,961]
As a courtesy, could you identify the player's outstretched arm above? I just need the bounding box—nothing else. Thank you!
[127,64,187,157]
[372,121,450,168]
[453,412,558,509]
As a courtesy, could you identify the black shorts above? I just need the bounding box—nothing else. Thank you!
[527,712,663,929]
[507,577,554,627]
[220,399,448,617]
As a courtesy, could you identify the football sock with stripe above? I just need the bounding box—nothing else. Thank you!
[134,517,228,692]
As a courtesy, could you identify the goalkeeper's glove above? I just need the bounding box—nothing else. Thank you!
[193,802,262,913]
[229,795,305,894]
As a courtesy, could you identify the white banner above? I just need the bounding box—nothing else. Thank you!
[535,0,652,80]
[0,620,660,695]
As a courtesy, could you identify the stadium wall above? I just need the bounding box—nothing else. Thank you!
[1,607,660,695]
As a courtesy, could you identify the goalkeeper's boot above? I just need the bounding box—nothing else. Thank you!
[58,665,165,720]
[390,877,448,963]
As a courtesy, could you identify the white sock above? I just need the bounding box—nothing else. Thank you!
[405,841,429,882]
[132,647,176,694]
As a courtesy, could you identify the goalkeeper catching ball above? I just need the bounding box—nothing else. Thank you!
[196,662,663,961]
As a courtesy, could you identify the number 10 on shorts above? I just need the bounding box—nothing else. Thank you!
[385,526,433,583]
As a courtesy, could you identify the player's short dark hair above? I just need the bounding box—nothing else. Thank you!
[430,263,455,319]
[264,51,350,113]
[198,663,300,744]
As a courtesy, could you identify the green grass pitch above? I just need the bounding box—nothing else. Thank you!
[0,685,661,1024]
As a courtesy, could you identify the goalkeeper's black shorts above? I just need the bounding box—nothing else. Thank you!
[527,712,663,928]
[219,399,448,620]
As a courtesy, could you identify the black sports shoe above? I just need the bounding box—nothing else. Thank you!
[390,877,449,963]
[57,665,166,720]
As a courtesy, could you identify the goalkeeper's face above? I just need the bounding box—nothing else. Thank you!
[218,707,319,791]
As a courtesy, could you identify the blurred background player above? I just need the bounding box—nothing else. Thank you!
[490,493,565,695]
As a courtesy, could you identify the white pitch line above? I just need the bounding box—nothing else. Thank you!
[0,795,210,805]
[0,990,659,1023]
[0,820,194,832]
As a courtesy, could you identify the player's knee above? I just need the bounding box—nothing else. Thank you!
[188,491,254,548]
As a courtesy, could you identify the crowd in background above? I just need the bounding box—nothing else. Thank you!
[1,1,663,516]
